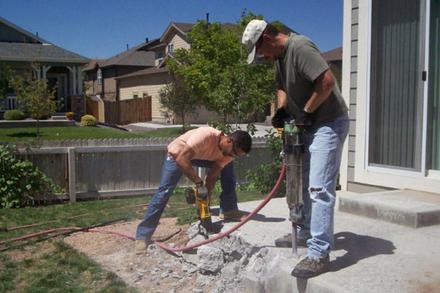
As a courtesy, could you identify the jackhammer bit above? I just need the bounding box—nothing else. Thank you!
[282,120,305,257]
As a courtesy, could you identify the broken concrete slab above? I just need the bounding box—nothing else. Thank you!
[339,189,440,227]
[218,193,440,293]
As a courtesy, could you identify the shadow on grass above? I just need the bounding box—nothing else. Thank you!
[7,131,45,138]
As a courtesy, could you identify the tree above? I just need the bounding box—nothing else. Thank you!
[9,69,56,140]
[0,64,12,107]
[167,12,276,131]
[159,75,199,131]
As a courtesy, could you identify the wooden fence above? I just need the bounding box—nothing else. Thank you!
[101,97,152,125]
[16,138,271,202]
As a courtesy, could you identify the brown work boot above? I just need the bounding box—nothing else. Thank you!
[219,209,249,221]
[291,255,330,278]
[134,239,153,255]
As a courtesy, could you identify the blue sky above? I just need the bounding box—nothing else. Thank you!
[0,0,343,59]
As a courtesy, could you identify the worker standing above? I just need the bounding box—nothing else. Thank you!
[242,19,349,278]
[135,127,252,252]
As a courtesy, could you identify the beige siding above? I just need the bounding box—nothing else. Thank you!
[165,32,190,55]
[118,72,170,121]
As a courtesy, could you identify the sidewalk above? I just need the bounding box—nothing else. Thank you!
[218,192,440,293]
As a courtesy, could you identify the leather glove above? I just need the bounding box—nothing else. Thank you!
[271,107,291,128]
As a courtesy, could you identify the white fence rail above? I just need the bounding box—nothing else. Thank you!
[16,139,270,202]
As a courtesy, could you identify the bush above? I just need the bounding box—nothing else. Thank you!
[66,112,74,120]
[4,109,25,120]
[0,145,62,208]
[80,114,97,127]
[246,129,285,196]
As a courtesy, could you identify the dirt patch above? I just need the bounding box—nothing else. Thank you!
[64,218,217,293]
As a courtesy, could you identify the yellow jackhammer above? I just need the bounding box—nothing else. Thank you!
[185,185,213,234]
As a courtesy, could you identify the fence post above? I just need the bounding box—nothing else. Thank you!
[68,147,76,203]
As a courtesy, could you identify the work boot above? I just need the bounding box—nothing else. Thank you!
[219,209,249,221]
[291,255,330,278]
[134,239,153,255]
[274,232,309,247]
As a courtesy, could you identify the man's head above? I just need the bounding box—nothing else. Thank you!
[219,130,252,158]
[242,19,287,63]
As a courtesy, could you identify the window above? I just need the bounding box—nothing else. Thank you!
[97,68,102,85]
[133,92,139,99]
[167,43,174,54]
[155,51,164,59]
[428,0,440,170]
[368,0,423,170]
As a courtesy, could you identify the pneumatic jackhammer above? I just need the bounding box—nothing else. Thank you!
[282,120,305,256]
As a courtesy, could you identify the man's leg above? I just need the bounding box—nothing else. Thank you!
[219,161,238,212]
[292,116,349,278]
[136,155,182,242]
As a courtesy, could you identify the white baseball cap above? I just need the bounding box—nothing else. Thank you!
[242,19,268,64]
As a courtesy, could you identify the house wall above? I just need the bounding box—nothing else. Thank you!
[118,72,170,121]
[342,0,440,193]
[0,22,35,43]
[166,32,190,54]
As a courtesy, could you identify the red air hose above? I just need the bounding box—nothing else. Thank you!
[155,164,286,253]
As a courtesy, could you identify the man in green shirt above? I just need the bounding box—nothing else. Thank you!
[242,19,349,278]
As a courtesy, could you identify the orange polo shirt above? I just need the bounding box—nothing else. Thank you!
[167,127,233,168]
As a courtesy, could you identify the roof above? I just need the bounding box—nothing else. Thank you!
[322,47,342,62]
[0,16,47,44]
[0,42,89,63]
[83,39,159,71]
[0,16,89,64]
[115,67,169,80]
[160,22,194,42]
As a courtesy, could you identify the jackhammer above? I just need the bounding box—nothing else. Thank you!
[280,120,305,256]
[185,185,213,235]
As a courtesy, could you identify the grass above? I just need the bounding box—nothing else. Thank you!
[0,126,194,142]
[0,187,265,293]
[0,241,136,293]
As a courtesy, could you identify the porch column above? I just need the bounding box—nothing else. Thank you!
[77,66,83,95]
[30,64,41,80]
[42,65,52,80]
[67,66,77,95]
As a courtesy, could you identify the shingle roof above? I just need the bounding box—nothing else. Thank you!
[322,47,342,62]
[0,42,89,63]
[115,67,169,80]
[0,16,89,64]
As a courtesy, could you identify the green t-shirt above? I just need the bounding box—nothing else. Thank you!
[275,33,348,128]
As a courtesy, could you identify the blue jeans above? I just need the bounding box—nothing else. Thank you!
[299,114,349,259]
[135,155,238,240]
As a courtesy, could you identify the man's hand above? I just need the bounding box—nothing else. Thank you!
[271,107,291,128]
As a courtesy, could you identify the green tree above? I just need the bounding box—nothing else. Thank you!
[9,69,56,140]
[167,12,276,130]
[0,64,12,107]
[159,75,199,131]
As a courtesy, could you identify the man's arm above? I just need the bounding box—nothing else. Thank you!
[277,88,287,109]
[303,69,335,113]
[174,144,203,185]
[204,162,223,196]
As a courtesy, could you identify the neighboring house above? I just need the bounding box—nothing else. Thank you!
[116,22,222,124]
[322,46,342,87]
[341,0,440,193]
[0,16,89,114]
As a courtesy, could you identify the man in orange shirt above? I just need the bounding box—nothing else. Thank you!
[135,127,252,251]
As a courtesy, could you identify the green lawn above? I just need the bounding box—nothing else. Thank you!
[0,188,264,293]
[0,126,192,142]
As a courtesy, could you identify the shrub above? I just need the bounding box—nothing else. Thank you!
[0,145,62,208]
[66,112,74,120]
[80,114,97,127]
[246,129,285,196]
[4,109,25,120]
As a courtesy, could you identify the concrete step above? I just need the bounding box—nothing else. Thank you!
[51,115,68,121]
[338,190,440,228]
